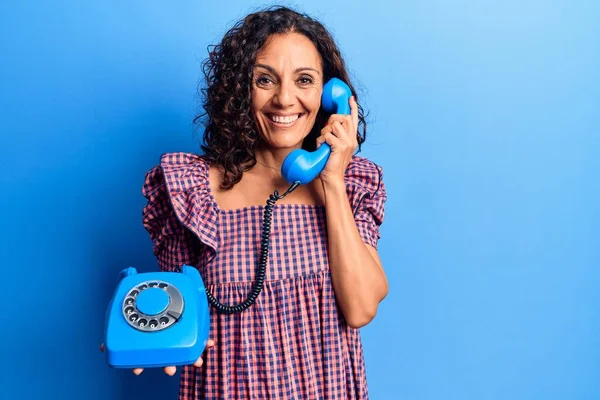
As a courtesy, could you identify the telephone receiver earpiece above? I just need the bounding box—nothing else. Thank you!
[281,77,353,185]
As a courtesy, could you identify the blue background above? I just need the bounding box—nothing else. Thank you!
[1,1,598,399]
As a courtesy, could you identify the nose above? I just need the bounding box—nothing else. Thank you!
[273,81,295,108]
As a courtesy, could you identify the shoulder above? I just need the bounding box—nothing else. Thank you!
[344,155,385,196]
[142,152,219,252]
[343,155,387,216]
[142,152,210,197]
[157,151,210,184]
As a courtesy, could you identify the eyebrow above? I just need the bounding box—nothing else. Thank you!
[254,63,321,75]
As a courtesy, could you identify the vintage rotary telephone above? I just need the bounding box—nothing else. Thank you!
[103,77,352,368]
[103,265,210,368]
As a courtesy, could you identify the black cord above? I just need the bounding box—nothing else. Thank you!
[205,181,301,314]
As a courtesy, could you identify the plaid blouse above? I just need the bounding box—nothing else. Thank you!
[142,152,386,400]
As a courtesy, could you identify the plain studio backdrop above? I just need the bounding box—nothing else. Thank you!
[0,1,598,399]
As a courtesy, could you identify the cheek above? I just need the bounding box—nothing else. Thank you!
[308,91,322,112]
[250,91,261,115]
[250,87,269,113]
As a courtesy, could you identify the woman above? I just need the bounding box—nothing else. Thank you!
[141,6,388,399]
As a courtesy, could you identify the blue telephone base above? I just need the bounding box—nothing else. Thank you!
[104,265,211,369]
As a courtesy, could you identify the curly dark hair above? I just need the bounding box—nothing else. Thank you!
[195,5,368,189]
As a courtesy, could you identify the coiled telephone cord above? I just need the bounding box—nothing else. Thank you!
[205,181,301,314]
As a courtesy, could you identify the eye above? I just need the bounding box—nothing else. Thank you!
[297,75,314,85]
[255,75,274,86]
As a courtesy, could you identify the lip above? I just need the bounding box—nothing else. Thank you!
[265,113,305,128]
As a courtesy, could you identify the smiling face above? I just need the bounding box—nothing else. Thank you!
[250,32,323,150]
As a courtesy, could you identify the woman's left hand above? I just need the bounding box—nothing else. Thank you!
[316,95,359,184]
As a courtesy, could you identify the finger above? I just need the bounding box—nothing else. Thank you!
[321,122,344,139]
[192,338,215,367]
[332,117,354,139]
[330,121,357,151]
[326,114,352,128]
[316,139,324,148]
[164,366,177,376]
[350,96,359,131]
[132,368,143,375]
[319,126,332,143]
[317,128,337,147]
[316,134,325,149]
[328,121,342,138]
[329,121,348,140]
[100,343,104,352]
[321,131,340,148]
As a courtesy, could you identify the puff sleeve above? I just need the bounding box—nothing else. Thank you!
[345,156,387,248]
[141,164,201,272]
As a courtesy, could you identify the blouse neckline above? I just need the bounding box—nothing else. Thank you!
[202,157,327,214]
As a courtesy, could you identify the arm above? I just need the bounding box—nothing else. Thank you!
[316,95,389,329]
[322,178,388,329]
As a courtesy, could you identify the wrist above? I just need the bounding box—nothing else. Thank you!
[320,175,346,193]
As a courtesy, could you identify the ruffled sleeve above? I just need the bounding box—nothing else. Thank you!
[141,152,219,271]
[344,156,387,248]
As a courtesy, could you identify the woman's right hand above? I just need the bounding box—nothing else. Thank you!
[99,339,215,376]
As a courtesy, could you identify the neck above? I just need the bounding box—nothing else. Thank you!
[251,145,298,187]
[254,148,290,169]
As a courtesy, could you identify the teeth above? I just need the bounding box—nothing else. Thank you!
[270,114,300,124]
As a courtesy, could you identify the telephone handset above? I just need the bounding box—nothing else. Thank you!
[103,265,210,368]
[206,77,353,314]
[281,77,353,185]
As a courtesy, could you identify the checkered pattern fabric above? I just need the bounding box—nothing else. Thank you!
[142,152,386,400]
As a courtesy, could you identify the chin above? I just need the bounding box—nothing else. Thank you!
[262,136,306,150]
[259,129,312,150]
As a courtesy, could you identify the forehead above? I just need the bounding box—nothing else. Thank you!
[255,33,322,71]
